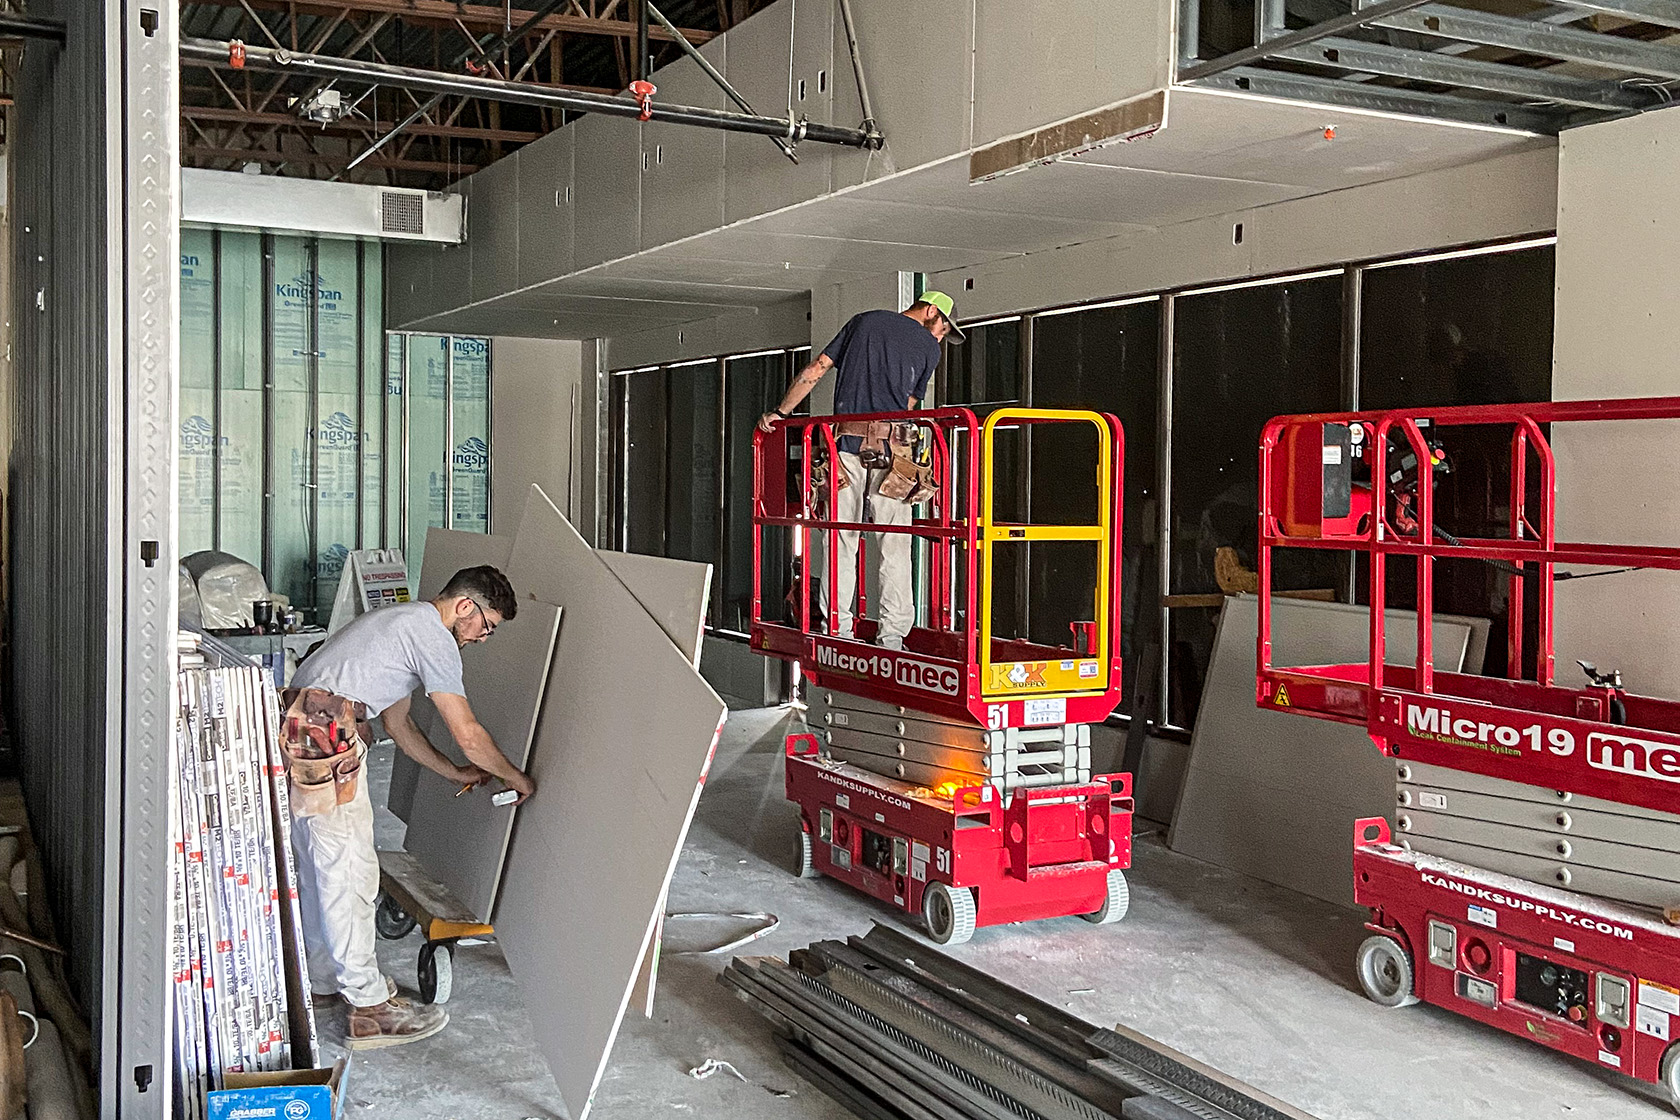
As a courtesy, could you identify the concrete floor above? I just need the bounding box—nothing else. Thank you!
[329,706,1676,1120]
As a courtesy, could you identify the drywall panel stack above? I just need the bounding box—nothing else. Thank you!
[1395,759,1680,911]
[171,631,316,1116]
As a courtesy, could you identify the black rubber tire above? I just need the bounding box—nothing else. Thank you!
[418,941,454,1005]
[375,892,418,941]
[1356,935,1420,1008]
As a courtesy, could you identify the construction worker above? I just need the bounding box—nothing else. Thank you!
[280,565,535,1049]
[759,292,965,650]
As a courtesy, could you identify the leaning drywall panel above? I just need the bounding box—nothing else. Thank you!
[467,155,520,305]
[722,0,834,224]
[1551,110,1680,704]
[404,602,562,923]
[388,530,513,823]
[515,127,576,290]
[1168,595,1483,907]
[497,485,726,1120]
[489,337,585,534]
[597,550,711,667]
[642,51,729,250]
[970,0,1170,151]
[572,114,643,271]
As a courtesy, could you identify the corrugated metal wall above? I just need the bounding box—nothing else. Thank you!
[9,0,116,1019]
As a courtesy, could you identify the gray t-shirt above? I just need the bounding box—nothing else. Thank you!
[291,601,465,716]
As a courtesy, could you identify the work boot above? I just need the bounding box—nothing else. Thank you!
[312,976,398,1006]
[346,997,448,1050]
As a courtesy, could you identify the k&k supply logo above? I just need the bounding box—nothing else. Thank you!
[453,437,489,474]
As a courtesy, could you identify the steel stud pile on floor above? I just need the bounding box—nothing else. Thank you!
[723,924,1319,1120]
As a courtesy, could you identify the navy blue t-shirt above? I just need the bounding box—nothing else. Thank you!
[823,311,941,444]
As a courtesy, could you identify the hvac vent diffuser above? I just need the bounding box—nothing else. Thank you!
[380,191,426,235]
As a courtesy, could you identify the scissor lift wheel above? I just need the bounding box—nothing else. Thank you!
[1356,935,1419,1008]
[418,940,454,1005]
[796,828,820,879]
[1079,869,1129,925]
[922,882,977,946]
[375,891,417,940]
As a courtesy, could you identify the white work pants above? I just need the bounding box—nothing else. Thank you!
[832,451,914,648]
[292,768,388,1008]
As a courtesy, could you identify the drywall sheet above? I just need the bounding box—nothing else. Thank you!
[388,538,711,832]
[597,549,710,668]
[402,602,562,924]
[387,530,513,824]
[496,485,726,1120]
[1168,595,1485,907]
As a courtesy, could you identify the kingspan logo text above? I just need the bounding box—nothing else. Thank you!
[1420,872,1634,941]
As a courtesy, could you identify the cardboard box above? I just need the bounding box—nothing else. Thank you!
[207,1060,347,1120]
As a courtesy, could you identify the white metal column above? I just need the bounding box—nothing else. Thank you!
[109,0,181,1113]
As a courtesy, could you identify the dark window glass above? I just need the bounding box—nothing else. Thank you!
[1358,245,1555,680]
[944,320,1026,637]
[1030,300,1161,706]
[664,362,721,570]
[1169,275,1345,725]
[942,319,1022,409]
[722,351,805,633]
[622,370,669,555]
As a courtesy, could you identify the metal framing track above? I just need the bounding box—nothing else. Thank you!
[724,925,1323,1120]
[1176,0,1677,134]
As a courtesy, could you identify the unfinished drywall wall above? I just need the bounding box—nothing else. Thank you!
[1551,110,1680,703]
[490,336,584,534]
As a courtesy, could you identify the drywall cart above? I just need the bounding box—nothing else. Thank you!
[752,407,1133,944]
[374,849,493,1005]
[1258,396,1680,1109]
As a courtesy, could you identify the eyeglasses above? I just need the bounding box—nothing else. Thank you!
[467,598,497,640]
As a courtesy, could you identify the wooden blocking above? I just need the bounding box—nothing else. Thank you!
[402,602,562,925]
[496,485,726,1120]
[0,990,23,1119]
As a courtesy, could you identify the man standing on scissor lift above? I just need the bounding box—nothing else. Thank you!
[759,292,966,650]
[280,565,536,1049]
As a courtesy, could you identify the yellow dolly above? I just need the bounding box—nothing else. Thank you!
[373,849,494,1005]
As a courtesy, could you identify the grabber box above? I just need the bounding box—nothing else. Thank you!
[206,1060,348,1120]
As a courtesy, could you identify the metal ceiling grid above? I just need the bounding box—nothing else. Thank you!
[1178,0,1680,134]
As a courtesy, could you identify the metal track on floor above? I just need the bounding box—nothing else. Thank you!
[722,923,1321,1120]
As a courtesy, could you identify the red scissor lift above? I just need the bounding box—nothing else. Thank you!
[751,407,1134,943]
[1259,396,1680,1108]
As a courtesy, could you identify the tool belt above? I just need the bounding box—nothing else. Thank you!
[832,421,939,504]
[279,687,372,817]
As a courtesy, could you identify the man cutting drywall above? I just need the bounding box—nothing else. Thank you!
[758,292,964,650]
[280,565,535,1048]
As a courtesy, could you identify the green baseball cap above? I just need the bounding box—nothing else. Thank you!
[916,290,966,343]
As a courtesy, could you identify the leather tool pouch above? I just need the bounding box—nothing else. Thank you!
[280,687,369,816]
[876,425,938,504]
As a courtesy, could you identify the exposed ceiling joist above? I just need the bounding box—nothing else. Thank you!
[181,104,557,143]
[192,0,718,43]
[184,143,482,175]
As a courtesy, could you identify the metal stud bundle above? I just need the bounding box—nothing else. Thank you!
[722,924,1318,1120]
[170,630,317,1117]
